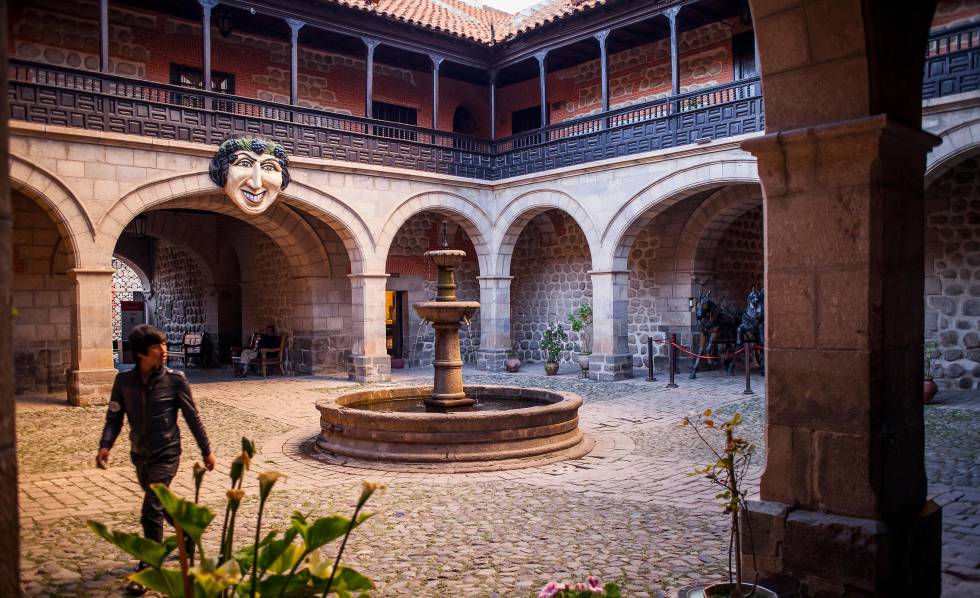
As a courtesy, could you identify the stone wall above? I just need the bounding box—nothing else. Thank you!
[711,206,764,310]
[151,241,209,352]
[925,158,980,389]
[11,190,72,394]
[239,235,292,341]
[111,256,144,341]
[386,213,481,366]
[510,210,592,364]
[626,224,668,368]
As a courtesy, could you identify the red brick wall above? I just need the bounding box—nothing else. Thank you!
[9,0,980,139]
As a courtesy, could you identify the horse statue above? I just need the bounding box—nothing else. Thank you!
[690,289,740,379]
[728,286,765,376]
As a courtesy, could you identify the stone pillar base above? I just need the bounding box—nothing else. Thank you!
[588,353,633,381]
[743,500,942,597]
[349,354,391,382]
[475,349,508,372]
[67,368,118,406]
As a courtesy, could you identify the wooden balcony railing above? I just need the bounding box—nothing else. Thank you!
[924,22,980,100]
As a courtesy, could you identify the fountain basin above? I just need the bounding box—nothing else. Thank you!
[315,385,585,463]
[413,301,480,324]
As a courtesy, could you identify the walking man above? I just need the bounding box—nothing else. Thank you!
[96,324,216,595]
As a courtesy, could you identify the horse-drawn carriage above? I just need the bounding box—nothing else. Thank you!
[690,287,765,379]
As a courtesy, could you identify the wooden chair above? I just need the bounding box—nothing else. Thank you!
[166,332,203,367]
[254,334,287,376]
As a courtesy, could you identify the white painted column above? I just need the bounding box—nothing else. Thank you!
[348,273,391,382]
[475,275,513,371]
[588,269,632,381]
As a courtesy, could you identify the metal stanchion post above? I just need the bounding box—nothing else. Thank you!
[646,336,656,382]
[666,333,678,389]
[743,344,754,395]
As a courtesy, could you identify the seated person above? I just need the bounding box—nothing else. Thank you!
[257,325,281,352]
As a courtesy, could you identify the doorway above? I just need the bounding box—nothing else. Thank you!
[386,290,406,366]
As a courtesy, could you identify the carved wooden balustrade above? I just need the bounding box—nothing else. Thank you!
[924,22,980,100]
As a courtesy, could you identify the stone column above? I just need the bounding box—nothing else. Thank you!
[348,273,391,382]
[588,270,632,381]
[742,116,942,594]
[595,30,610,114]
[665,7,681,99]
[286,19,304,106]
[489,69,497,141]
[535,50,549,130]
[0,0,20,588]
[430,54,444,130]
[68,268,117,406]
[475,275,513,371]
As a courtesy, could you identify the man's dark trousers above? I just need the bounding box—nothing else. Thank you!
[133,451,191,556]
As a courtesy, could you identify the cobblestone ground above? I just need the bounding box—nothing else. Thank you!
[14,366,980,597]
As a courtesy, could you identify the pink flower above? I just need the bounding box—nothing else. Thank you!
[538,582,568,598]
[587,576,603,595]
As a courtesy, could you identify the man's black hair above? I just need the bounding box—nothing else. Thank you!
[129,324,167,361]
[208,135,291,189]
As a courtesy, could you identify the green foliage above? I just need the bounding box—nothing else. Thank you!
[88,437,381,598]
[541,322,569,363]
[567,304,593,353]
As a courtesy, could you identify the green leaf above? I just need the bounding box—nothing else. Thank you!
[730,412,743,426]
[256,528,300,573]
[129,566,185,597]
[312,566,375,595]
[151,484,216,543]
[302,513,372,551]
[266,542,304,575]
[87,521,171,568]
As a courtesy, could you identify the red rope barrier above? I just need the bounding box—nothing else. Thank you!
[670,342,720,360]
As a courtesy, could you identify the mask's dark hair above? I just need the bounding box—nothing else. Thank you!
[208,136,291,190]
[128,324,168,362]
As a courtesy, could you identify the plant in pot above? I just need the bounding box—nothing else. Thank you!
[568,304,593,378]
[924,338,939,404]
[505,349,522,373]
[541,322,568,376]
[678,410,776,598]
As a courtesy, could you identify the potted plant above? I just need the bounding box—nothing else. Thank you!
[568,304,593,377]
[679,410,776,598]
[924,339,939,404]
[505,349,522,373]
[541,322,568,376]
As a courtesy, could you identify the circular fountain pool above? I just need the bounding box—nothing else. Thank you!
[315,385,588,465]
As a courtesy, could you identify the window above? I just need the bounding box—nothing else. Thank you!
[732,31,758,80]
[371,101,418,141]
[169,64,236,93]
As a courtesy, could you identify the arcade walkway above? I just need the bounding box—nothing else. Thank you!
[15,368,980,597]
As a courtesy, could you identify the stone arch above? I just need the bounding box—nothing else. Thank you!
[602,159,759,270]
[148,196,330,280]
[112,253,151,291]
[927,117,980,186]
[96,173,373,272]
[676,184,764,276]
[493,189,599,276]
[376,191,493,276]
[8,154,95,267]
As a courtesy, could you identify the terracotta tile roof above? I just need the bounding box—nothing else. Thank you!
[321,0,611,44]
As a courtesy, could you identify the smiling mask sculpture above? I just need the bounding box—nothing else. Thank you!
[209,136,290,215]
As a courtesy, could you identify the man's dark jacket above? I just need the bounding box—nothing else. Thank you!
[99,367,211,459]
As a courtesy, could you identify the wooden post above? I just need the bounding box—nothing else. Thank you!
[286,19,305,106]
[595,30,610,116]
[99,0,109,72]
[665,6,681,111]
[363,38,379,118]
[489,68,497,141]
[431,54,444,131]
[535,50,549,137]
[198,0,218,94]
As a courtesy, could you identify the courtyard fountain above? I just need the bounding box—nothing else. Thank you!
[315,228,589,468]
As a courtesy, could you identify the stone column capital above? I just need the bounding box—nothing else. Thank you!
[475,275,514,281]
[197,0,219,12]
[286,18,305,36]
[594,29,610,45]
[430,54,445,70]
[534,50,549,66]
[363,37,381,51]
[347,272,390,280]
[664,6,680,22]
[742,114,940,158]
[587,269,630,276]
[68,267,115,279]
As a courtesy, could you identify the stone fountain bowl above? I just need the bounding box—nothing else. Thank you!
[425,249,467,268]
[315,385,586,465]
[413,301,480,324]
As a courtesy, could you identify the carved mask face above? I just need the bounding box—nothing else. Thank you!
[223,150,284,214]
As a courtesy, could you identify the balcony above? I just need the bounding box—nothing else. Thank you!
[7,22,977,181]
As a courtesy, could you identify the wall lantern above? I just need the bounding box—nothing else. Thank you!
[134,214,148,238]
[216,10,234,38]
[688,297,695,311]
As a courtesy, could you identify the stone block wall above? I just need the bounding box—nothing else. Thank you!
[925,158,980,389]
[510,210,592,364]
[712,206,764,310]
[239,236,292,341]
[386,213,481,366]
[151,241,209,352]
[11,190,72,394]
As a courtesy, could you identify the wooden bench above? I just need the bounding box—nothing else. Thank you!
[167,332,204,367]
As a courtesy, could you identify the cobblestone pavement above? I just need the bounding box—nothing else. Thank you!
[14,366,980,597]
